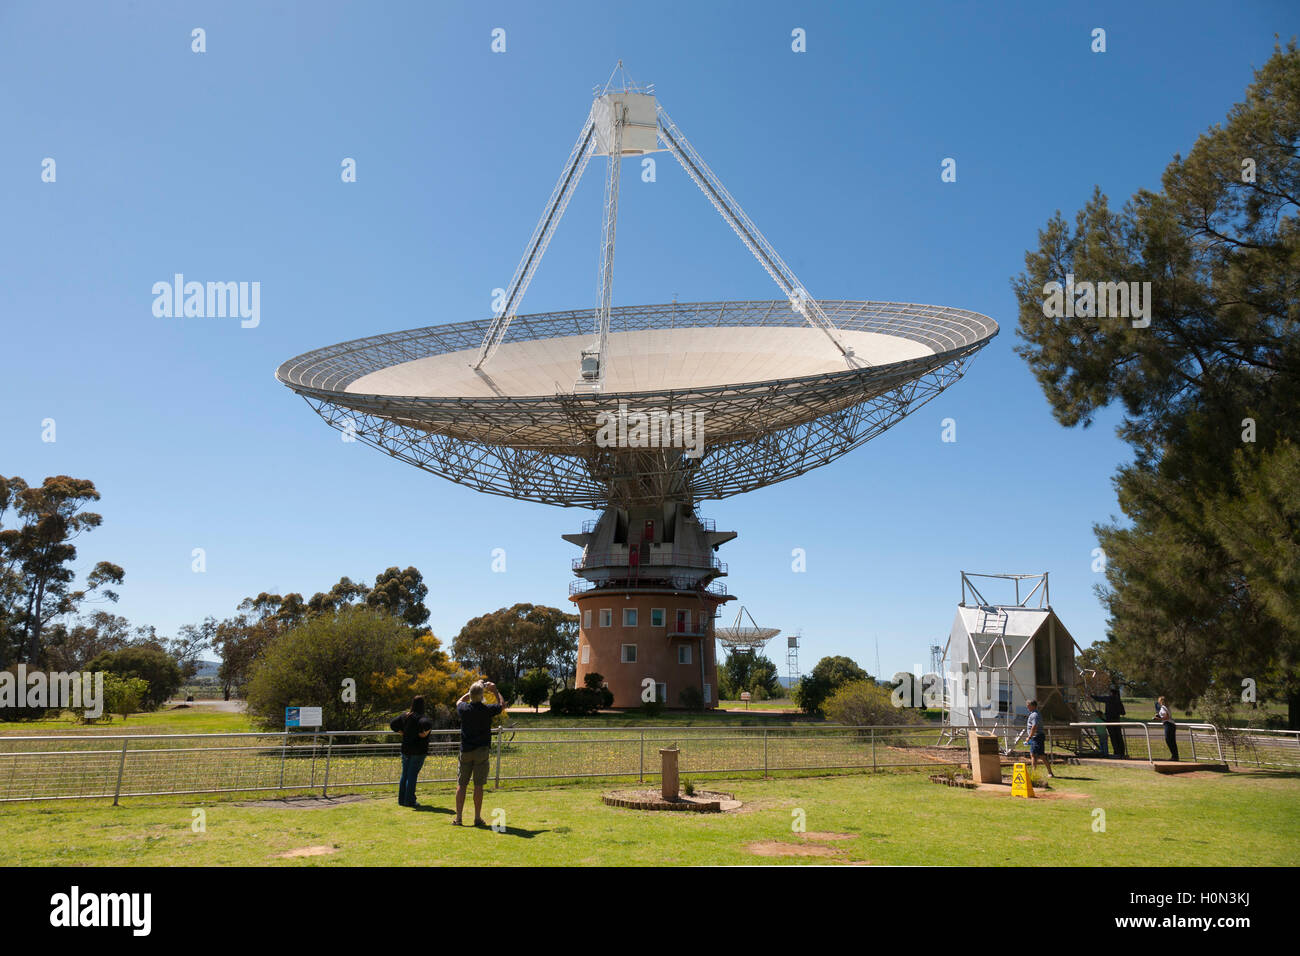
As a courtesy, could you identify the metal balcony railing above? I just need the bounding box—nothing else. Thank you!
[573,550,726,573]
[569,577,729,597]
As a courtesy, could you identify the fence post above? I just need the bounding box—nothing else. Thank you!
[494,727,503,789]
[639,730,644,783]
[309,733,319,789]
[322,734,333,798]
[279,731,288,791]
[871,728,876,772]
[1189,728,1198,763]
[112,738,129,806]
[763,728,768,777]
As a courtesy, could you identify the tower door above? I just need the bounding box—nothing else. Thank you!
[676,609,689,632]
[643,519,655,545]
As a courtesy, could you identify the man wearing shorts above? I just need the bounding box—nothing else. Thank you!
[454,680,505,826]
[1025,698,1054,777]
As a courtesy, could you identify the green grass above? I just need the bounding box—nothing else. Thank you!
[1121,697,1288,726]
[511,709,812,727]
[0,705,254,736]
[717,698,801,713]
[1,762,1295,866]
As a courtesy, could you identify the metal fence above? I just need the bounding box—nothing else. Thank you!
[1068,721,1300,768]
[0,721,1294,805]
[0,725,962,804]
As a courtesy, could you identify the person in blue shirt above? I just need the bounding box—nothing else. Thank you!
[1025,698,1055,777]
[454,680,506,826]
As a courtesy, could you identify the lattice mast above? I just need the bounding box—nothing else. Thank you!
[473,62,854,383]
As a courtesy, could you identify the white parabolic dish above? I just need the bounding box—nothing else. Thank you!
[276,299,997,506]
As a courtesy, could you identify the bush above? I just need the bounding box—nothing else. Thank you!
[0,666,48,721]
[639,700,663,717]
[86,645,181,711]
[518,668,553,712]
[246,606,470,731]
[792,675,832,716]
[678,685,704,710]
[825,680,919,727]
[548,687,602,716]
[793,656,874,716]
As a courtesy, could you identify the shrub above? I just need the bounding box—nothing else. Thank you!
[548,687,601,716]
[246,606,471,731]
[86,645,181,711]
[825,680,920,727]
[678,685,704,711]
[71,673,148,723]
[518,668,552,712]
[791,675,832,716]
[639,700,663,717]
[0,666,48,721]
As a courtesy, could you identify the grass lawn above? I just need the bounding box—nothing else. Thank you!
[2,762,1296,866]
[510,709,812,727]
[717,698,802,713]
[0,705,254,736]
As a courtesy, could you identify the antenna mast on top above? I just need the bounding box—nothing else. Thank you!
[473,62,853,383]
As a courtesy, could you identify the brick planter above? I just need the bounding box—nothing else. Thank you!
[602,788,739,812]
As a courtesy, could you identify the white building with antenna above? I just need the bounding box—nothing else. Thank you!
[941,572,1087,741]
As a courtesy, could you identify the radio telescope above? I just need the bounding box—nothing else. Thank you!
[276,64,998,709]
[715,607,780,655]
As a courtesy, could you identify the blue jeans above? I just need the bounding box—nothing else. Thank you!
[399,753,426,805]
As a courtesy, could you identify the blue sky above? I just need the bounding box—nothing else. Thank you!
[2,1,1295,679]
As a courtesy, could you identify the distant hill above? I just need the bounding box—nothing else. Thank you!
[194,660,220,679]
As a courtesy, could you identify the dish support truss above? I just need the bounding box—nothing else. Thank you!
[282,300,993,509]
[472,79,852,382]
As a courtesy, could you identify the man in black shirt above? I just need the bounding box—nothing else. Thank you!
[1089,684,1128,758]
[454,680,506,826]
[390,696,434,808]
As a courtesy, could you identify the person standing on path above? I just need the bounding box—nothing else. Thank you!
[1157,696,1179,761]
[1090,684,1128,758]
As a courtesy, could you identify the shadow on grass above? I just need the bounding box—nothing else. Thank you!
[1221,769,1300,780]
[487,824,549,839]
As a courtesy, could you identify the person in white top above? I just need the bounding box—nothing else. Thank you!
[1157,695,1179,761]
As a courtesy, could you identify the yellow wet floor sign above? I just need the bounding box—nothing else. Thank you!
[1011,761,1034,798]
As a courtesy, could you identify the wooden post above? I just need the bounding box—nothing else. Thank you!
[660,747,679,801]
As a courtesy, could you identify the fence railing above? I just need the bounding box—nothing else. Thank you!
[0,724,963,804]
[1066,721,1300,767]
[1,721,1294,805]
